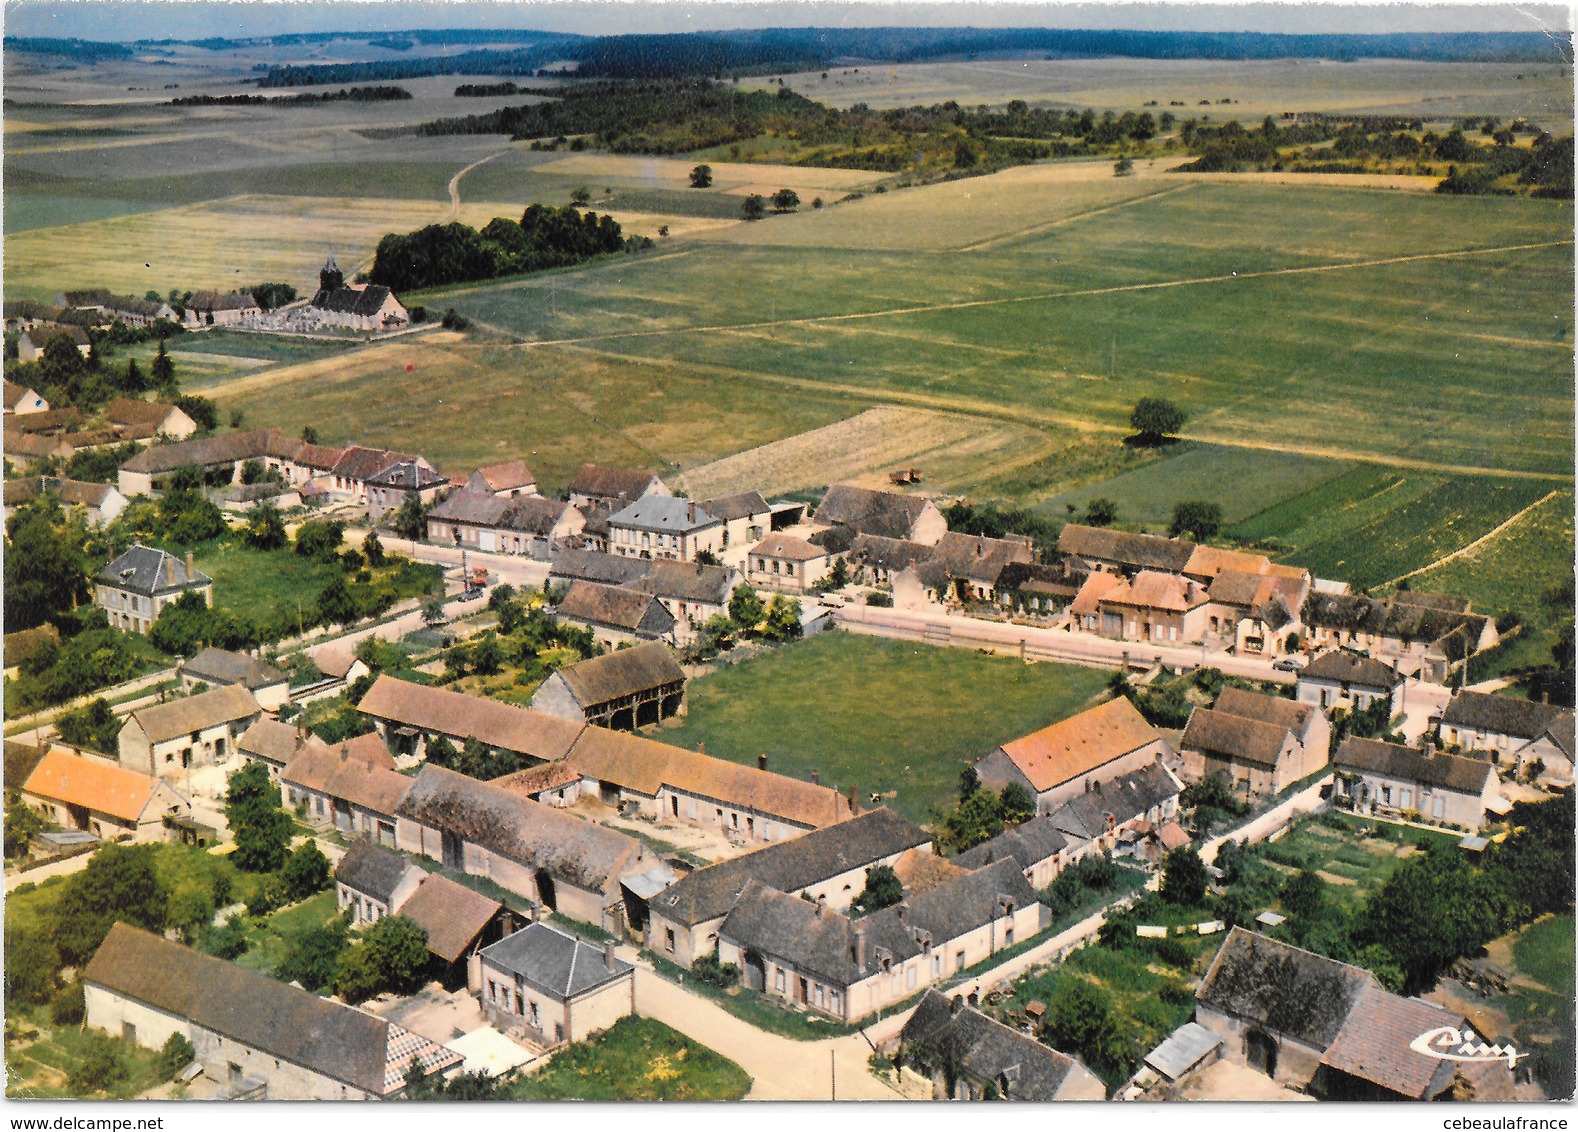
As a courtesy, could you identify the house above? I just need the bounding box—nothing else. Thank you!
[335,839,425,926]
[1180,687,1331,800]
[1195,927,1514,1100]
[607,496,724,563]
[953,814,1075,889]
[567,463,669,512]
[4,428,77,471]
[395,764,657,930]
[1437,690,1575,785]
[327,446,432,505]
[3,477,129,528]
[1332,737,1500,830]
[18,324,92,362]
[102,294,178,326]
[312,647,372,694]
[426,490,584,558]
[116,427,308,496]
[698,490,772,553]
[548,548,654,591]
[993,562,1083,617]
[813,484,946,545]
[309,256,408,331]
[466,460,537,498]
[529,641,687,729]
[897,990,1107,1100]
[554,581,677,647]
[1044,762,1183,860]
[3,379,49,415]
[552,726,855,845]
[365,459,449,526]
[1204,565,1312,655]
[573,505,614,553]
[3,623,60,679]
[117,685,262,779]
[840,533,930,587]
[20,748,190,842]
[975,697,1174,815]
[3,299,62,333]
[235,718,303,780]
[282,737,411,845]
[746,535,835,595]
[629,559,741,640]
[104,397,197,441]
[1057,524,1195,580]
[716,857,1043,1024]
[95,545,212,634]
[1089,569,1212,644]
[83,923,461,1099]
[357,675,584,764]
[1296,650,1406,716]
[398,873,513,991]
[478,923,634,1045]
[648,807,931,967]
[1302,592,1498,683]
[184,289,261,327]
[489,762,583,808]
[179,647,290,711]
[920,532,1037,605]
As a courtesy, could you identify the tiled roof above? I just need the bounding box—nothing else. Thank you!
[1300,650,1404,689]
[398,873,503,964]
[1319,985,1465,1098]
[237,718,301,766]
[815,484,934,540]
[489,761,583,796]
[365,459,447,491]
[1440,690,1570,744]
[281,738,412,816]
[97,543,212,596]
[3,380,40,409]
[357,675,583,761]
[699,490,769,521]
[902,990,1095,1101]
[552,641,684,707]
[293,442,346,470]
[4,623,60,666]
[556,581,675,635]
[497,496,573,536]
[932,531,1035,583]
[1057,524,1196,573]
[118,428,295,475]
[1046,762,1180,839]
[1214,687,1320,743]
[479,922,631,999]
[473,460,535,492]
[82,924,459,1096]
[1181,707,1293,768]
[335,840,421,905]
[1100,569,1208,613]
[188,289,259,312]
[848,534,931,572]
[719,880,917,985]
[954,814,1070,872]
[568,463,662,503]
[632,560,739,604]
[607,495,720,534]
[331,445,407,483]
[656,808,930,927]
[1069,571,1125,616]
[1303,592,1490,647]
[126,684,259,744]
[992,697,1163,794]
[1334,737,1495,796]
[395,765,641,893]
[181,647,287,691]
[566,726,854,829]
[22,749,170,823]
[430,489,511,526]
[889,847,970,893]
[342,731,397,770]
[548,549,654,588]
[1184,544,1275,580]
[4,739,49,786]
[104,398,181,430]
[1196,927,1372,1050]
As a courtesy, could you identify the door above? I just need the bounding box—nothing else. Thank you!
[797,977,808,1005]
[1245,1030,1278,1077]
[441,830,464,870]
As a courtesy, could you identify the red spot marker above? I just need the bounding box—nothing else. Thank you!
[407,364,414,372]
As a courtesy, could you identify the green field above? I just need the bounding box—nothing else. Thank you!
[4,1005,166,1099]
[660,632,1112,824]
[1252,812,1461,912]
[504,1016,751,1101]
[1514,913,1577,1002]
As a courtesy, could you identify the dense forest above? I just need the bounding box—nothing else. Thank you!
[169,85,411,106]
[367,205,626,293]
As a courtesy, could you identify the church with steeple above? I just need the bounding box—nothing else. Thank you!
[308,253,409,332]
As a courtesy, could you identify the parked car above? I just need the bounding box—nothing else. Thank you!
[1272,658,1303,672]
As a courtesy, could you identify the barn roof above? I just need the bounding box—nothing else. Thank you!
[1181,707,1293,768]
[1057,524,1196,573]
[472,460,535,492]
[398,874,503,965]
[357,675,583,761]
[552,641,684,708]
[548,549,654,588]
[126,684,259,744]
[1333,737,1495,796]
[902,990,1094,1100]
[632,560,739,604]
[815,484,934,540]
[1196,927,1372,1050]
[556,581,674,635]
[991,697,1163,794]
[1213,687,1321,743]
[1440,690,1570,743]
[568,463,662,503]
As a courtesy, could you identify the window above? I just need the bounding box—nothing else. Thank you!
[955,950,966,972]
[529,1001,540,1026]
[813,984,823,1007]
[906,965,917,989]
[933,954,942,976]
[665,928,676,953]
[775,968,786,992]
[1433,795,1446,818]
[829,991,840,1013]
[786,563,795,576]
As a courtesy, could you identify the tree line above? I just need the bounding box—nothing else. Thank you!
[368,205,625,293]
[169,85,411,106]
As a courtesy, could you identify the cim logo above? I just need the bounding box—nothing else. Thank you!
[1409,1025,1525,1069]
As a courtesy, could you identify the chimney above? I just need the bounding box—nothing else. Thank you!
[895,902,908,922]
[687,501,696,524]
[757,753,767,772]
[855,922,868,970]
[185,550,195,580]
[1423,738,1436,759]
[603,939,617,972]
[949,994,965,1016]
[849,785,858,811]
[165,555,176,586]
[816,893,827,917]
[811,770,820,786]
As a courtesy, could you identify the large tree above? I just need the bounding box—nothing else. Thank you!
[50,844,169,966]
[335,916,431,1003]
[728,584,765,633]
[1129,397,1186,444]
[4,504,90,630]
[224,762,293,873]
[851,864,904,915]
[1159,844,1209,906]
[1169,500,1223,540]
[689,164,713,188]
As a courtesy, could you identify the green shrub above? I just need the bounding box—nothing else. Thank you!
[158,1032,196,1080]
[691,950,741,988]
[50,979,85,1025]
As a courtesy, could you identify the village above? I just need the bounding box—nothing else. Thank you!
[2,244,1572,1105]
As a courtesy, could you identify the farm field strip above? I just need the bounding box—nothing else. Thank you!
[1402,489,1576,617]
[956,182,1199,251]
[1379,489,1564,588]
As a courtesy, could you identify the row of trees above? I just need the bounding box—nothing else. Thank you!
[683,584,802,661]
[368,205,625,292]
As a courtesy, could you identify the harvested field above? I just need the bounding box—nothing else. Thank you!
[452,200,736,240]
[676,406,1053,498]
[529,152,884,198]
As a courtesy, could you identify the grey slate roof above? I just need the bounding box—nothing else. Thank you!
[552,641,684,708]
[815,484,934,540]
[631,560,738,604]
[335,840,420,905]
[1334,737,1495,795]
[1196,926,1372,1050]
[98,543,211,596]
[901,989,1094,1100]
[1214,687,1320,744]
[865,857,1039,949]
[82,923,458,1096]
[181,647,287,691]
[1300,650,1404,689]
[310,284,400,317]
[1057,524,1196,574]
[396,765,640,894]
[480,922,632,1000]
[556,581,675,636]
[607,494,720,534]
[549,548,654,588]
[365,459,447,491]
[1046,762,1180,841]
[656,808,931,926]
[1440,690,1572,744]
[954,815,1070,873]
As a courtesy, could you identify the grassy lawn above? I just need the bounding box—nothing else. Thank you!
[503,1016,751,1101]
[4,1005,166,1100]
[661,633,1112,824]
[232,889,341,977]
[1513,913,1576,1001]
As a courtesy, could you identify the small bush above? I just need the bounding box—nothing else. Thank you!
[158,1032,197,1080]
[50,979,85,1025]
[691,950,740,989]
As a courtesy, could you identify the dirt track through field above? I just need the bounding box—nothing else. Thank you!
[956,183,1198,251]
[1376,489,1566,587]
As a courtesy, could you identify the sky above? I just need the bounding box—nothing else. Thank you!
[4,0,1571,41]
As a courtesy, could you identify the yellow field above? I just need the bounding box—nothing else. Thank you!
[529,153,885,198]
[452,201,737,240]
[5,194,457,300]
[675,406,1055,498]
